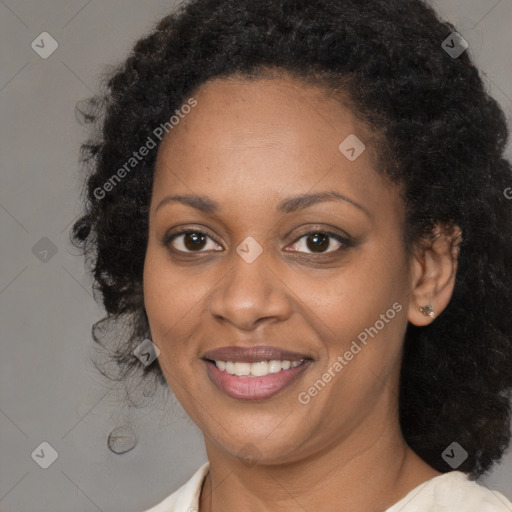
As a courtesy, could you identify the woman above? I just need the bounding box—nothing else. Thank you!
[72,0,512,510]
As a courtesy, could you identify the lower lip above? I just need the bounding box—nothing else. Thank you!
[204,360,312,401]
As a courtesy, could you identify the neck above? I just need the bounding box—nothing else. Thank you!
[199,408,440,512]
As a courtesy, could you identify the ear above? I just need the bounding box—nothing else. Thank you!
[407,224,462,326]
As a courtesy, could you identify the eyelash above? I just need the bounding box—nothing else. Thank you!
[164,228,352,256]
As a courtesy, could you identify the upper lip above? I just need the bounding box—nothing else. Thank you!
[201,345,313,363]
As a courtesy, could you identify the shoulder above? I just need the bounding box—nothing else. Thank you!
[386,471,512,512]
[142,462,210,512]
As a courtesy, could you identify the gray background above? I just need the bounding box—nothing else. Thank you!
[1,1,511,511]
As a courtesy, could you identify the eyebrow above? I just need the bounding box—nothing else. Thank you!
[155,190,370,217]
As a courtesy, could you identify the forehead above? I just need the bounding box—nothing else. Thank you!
[152,74,398,221]
[162,74,363,147]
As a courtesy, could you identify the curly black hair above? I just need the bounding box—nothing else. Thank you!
[71,0,512,478]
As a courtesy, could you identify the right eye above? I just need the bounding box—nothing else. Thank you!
[165,229,223,253]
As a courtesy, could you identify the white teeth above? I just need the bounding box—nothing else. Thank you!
[234,362,251,376]
[268,360,282,373]
[251,361,269,377]
[214,359,305,377]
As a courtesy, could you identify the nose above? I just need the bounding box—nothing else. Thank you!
[207,246,292,331]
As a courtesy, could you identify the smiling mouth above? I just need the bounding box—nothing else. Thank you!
[205,358,307,377]
[202,358,313,400]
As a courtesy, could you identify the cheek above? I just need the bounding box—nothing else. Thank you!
[296,238,410,404]
[301,244,409,342]
[142,248,196,358]
[142,243,224,375]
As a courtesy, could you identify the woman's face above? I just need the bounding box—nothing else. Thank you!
[143,73,415,465]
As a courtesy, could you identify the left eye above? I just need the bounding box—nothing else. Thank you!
[287,231,349,254]
[166,229,349,255]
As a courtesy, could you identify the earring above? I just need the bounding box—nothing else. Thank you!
[419,305,435,318]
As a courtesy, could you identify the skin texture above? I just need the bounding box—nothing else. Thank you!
[143,73,459,512]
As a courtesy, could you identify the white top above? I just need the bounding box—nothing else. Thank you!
[143,462,512,512]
